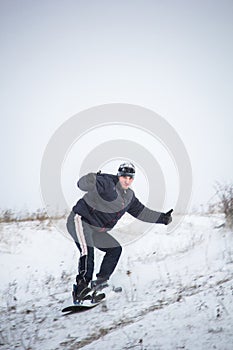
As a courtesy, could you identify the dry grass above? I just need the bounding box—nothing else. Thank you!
[0,209,67,223]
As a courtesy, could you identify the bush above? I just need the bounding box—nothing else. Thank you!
[212,182,233,229]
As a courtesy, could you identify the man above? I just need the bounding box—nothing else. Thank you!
[67,162,173,301]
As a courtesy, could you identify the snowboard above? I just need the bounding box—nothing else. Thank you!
[62,286,106,314]
[62,298,104,313]
[62,280,122,314]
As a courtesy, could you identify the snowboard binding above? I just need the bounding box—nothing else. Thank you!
[72,283,106,305]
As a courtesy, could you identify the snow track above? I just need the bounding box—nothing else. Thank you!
[0,215,233,349]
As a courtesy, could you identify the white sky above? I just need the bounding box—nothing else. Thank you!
[1,0,233,212]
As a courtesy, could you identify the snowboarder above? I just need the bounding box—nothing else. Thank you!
[67,162,173,301]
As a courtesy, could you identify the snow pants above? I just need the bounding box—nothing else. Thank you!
[66,210,122,283]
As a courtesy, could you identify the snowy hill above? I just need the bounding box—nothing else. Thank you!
[0,214,233,350]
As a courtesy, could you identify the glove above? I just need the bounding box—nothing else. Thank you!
[160,209,173,225]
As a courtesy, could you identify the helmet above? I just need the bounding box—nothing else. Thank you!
[117,162,135,178]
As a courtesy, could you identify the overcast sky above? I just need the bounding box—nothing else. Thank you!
[1,0,233,213]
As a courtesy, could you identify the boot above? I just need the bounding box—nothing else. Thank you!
[72,275,91,303]
[91,276,109,291]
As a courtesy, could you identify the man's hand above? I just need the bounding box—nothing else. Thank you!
[161,209,173,225]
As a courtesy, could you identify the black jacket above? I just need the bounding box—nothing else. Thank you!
[73,172,165,231]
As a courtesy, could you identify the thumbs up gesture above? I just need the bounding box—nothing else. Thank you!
[162,209,173,225]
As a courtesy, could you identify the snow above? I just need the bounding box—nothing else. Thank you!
[0,214,233,350]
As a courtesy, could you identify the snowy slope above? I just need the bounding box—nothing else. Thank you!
[0,215,233,350]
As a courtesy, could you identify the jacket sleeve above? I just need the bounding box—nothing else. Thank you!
[127,195,165,223]
[77,173,96,191]
[77,173,115,199]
